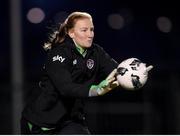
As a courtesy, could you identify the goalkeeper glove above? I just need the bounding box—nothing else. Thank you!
[89,69,119,96]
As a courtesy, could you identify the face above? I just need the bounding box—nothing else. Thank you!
[68,18,94,49]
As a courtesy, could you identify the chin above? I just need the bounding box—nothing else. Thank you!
[83,44,91,48]
[86,45,92,48]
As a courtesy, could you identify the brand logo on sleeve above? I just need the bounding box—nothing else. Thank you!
[52,55,65,63]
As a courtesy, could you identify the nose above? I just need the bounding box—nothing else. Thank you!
[87,30,94,38]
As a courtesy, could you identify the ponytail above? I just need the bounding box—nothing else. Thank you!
[43,22,67,51]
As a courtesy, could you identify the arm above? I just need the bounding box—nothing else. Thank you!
[97,45,118,79]
[89,45,119,96]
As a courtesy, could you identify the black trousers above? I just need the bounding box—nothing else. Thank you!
[21,117,90,135]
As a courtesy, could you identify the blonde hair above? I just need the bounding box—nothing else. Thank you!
[43,11,92,51]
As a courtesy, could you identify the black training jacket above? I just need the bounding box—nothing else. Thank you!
[22,36,118,128]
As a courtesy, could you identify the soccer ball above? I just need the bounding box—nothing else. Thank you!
[116,58,149,90]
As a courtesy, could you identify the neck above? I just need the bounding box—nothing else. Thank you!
[73,39,87,56]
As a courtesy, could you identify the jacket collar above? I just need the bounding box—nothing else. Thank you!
[64,35,95,52]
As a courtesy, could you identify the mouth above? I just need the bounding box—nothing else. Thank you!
[88,40,93,43]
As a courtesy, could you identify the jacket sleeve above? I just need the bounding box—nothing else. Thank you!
[97,46,119,79]
[45,48,90,98]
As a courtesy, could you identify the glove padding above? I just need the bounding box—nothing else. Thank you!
[89,69,119,96]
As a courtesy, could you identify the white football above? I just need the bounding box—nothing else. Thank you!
[116,58,149,90]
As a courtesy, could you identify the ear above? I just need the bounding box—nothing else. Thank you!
[68,29,74,38]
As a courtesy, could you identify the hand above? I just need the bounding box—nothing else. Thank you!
[141,64,153,76]
[89,69,119,96]
[102,68,120,94]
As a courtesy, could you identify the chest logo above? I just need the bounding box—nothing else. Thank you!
[87,59,94,69]
[52,55,65,63]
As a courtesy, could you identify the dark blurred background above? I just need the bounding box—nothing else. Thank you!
[1,0,180,134]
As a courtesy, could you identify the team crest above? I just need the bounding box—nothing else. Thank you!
[86,59,94,69]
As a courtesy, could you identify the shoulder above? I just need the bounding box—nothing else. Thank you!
[92,43,107,54]
[92,43,101,49]
[48,42,70,57]
[45,42,72,65]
